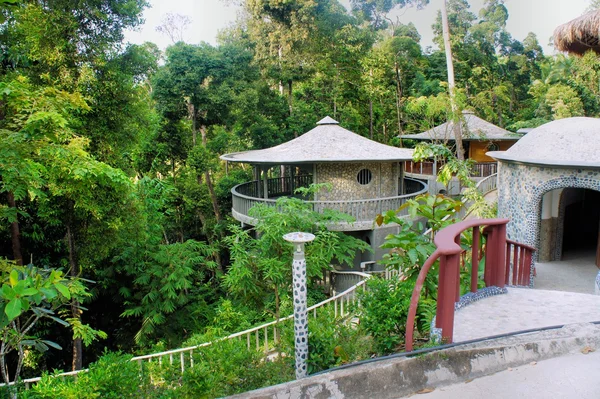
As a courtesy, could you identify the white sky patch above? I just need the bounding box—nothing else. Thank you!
[124,0,591,56]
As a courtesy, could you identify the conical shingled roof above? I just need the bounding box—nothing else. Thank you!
[220,117,414,164]
[401,110,520,142]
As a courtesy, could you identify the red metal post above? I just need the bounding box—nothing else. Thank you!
[512,243,518,285]
[455,236,461,301]
[484,229,494,287]
[505,242,511,285]
[524,250,532,286]
[439,253,460,344]
[519,247,527,285]
[435,255,447,329]
[471,227,480,293]
[495,224,507,288]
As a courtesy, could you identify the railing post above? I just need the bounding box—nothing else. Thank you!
[471,226,480,293]
[435,255,447,329]
[484,228,494,287]
[283,232,315,380]
[438,253,460,344]
[496,224,507,288]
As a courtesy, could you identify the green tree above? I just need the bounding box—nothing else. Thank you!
[224,190,370,320]
[0,261,104,393]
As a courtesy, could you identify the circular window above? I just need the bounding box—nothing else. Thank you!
[357,168,372,185]
[487,143,499,151]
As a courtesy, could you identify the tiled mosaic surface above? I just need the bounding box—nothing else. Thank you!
[430,286,508,343]
[316,162,398,201]
[498,163,600,257]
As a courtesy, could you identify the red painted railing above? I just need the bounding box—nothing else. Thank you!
[404,219,536,351]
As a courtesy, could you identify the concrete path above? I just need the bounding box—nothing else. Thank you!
[534,250,598,294]
[483,189,497,203]
[414,350,600,399]
[453,287,600,342]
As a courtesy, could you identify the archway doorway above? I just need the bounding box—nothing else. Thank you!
[562,188,600,265]
[535,188,600,293]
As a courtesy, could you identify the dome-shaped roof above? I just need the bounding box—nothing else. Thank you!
[488,117,600,168]
[221,116,414,164]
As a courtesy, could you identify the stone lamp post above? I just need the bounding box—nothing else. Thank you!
[283,231,315,379]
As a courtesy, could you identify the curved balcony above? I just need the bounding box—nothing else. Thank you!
[404,160,498,178]
[231,176,428,231]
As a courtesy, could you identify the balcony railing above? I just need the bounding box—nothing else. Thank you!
[231,177,428,230]
[404,161,498,178]
[404,218,536,351]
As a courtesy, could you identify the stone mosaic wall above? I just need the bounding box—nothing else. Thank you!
[316,162,398,201]
[497,162,600,259]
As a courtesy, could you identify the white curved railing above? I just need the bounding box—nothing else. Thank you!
[404,161,497,178]
[421,173,499,237]
[231,178,428,229]
[3,271,377,389]
[476,172,498,195]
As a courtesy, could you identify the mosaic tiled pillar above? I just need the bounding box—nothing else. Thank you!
[283,232,315,380]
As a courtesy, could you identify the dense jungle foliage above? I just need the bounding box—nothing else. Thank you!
[1,0,599,395]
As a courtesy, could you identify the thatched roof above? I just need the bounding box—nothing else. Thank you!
[401,110,520,142]
[221,117,414,165]
[554,9,600,55]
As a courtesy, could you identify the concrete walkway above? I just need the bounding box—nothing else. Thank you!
[416,350,600,399]
[534,250,598,294]
[483,189,497,203]
[453,287,600,342]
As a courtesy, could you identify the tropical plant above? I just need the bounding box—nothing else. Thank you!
[0,260,104,392]
[223,185,371,320]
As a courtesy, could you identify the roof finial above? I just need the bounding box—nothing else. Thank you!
[316,116,339,125]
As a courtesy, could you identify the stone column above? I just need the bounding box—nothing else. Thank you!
[263,166,269,199]
[283,232,315,379]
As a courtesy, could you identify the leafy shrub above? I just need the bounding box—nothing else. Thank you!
[279,308,373,374]
[23,352,162,399]
[175,339,293,398]
[358,277,434,355]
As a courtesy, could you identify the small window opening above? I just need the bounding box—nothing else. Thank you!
[357,169,372,185]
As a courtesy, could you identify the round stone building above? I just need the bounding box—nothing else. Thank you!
[488,117,600,279]
[221,116,428,270]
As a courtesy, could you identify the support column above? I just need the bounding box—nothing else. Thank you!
[399,163,405,195]
[283,232,315,379]
[290,165,296,195]
[254,165,262,198]
[263,166,268,199]
[313,164,318,201]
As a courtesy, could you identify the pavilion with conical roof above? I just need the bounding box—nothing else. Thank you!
[401,110,522,164]
[221,116,428,269]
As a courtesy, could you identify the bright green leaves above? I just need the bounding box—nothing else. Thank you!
[1,264,74,323]
[54,283,70,299]
[8,269,18,286]
[0,260,99,384]
[119,239,217,344]
[5,299,21,321]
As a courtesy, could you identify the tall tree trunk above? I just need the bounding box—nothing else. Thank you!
[66,217,83,371]
[369,99,374,140]
[188,101,197,147]
[288,80,293,117]
[442,0,465,160]
[200,125,222,223]
[278,46,284,96]
[394,61,404,145]
[6,192,23,265]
